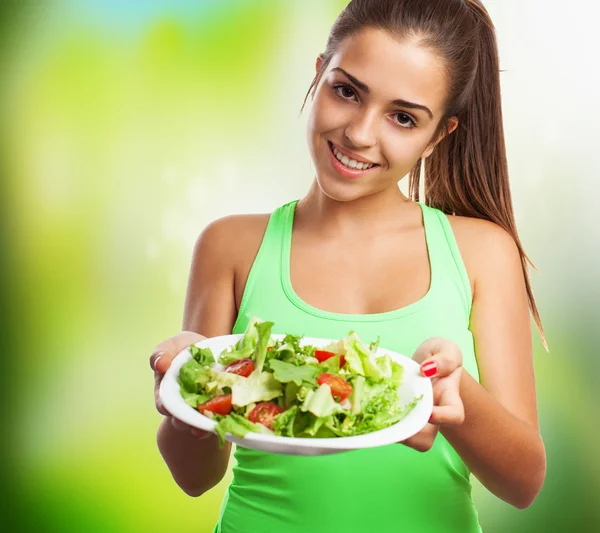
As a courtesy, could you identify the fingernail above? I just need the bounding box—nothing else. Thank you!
[421,362,437,377]
[153,352,166,372]
[428,414,434,423]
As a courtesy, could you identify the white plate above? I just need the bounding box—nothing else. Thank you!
[159,334,433,456]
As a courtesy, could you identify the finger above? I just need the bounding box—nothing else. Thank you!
[151,351,176,374]
[429,405,465,426]
[415,339,462,379]
[399,422,439,452]
[190,428,212,441]
[149,331,207,373]
[429,388,464,426]
[149,350,167,373]
[170,416,191,432]
[170,416,212,440]
[412,337,446,365]
[154,371,171,416]
[155,401,169,417]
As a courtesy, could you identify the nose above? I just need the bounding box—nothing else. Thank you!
[344,108,378,148]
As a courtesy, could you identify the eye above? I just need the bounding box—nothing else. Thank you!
[333,84,357,101]
[393,112,417,129]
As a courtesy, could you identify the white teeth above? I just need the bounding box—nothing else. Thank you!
[331,144,374,170]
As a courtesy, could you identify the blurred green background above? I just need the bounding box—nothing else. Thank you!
[1,1,598,532]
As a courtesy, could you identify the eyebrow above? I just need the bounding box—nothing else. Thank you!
[331,67,434,119]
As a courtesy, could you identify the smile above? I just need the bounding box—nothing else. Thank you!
[328,142,377,170]
[327,141,380,179]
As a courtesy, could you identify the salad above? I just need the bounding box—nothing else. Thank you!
[178,318,421,446]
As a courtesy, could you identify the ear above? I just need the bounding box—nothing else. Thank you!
[316,53,324,74]
[422,117,459,159]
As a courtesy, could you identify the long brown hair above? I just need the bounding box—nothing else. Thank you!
[301,0,546,349]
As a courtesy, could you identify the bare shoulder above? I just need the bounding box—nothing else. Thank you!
[196,213,271,311]
[445,214,521,293]
[446,213,516,251]
[184,213,271,336]
[197,213,271,260]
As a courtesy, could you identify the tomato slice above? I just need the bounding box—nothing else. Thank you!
[197,394,233,416]
[248,402,285,430]
[223,358,254,377]
[314,350,346,368]
[317,373,353,402]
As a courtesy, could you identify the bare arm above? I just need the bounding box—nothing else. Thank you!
[157,217,239,497]
[441,223,546,509]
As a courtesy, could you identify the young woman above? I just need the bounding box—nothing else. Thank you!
[150,1,546,531]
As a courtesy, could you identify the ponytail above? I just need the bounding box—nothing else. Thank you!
[409,2,547,350]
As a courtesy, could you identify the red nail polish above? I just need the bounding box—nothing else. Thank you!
[428,414,434,423]
[422,362,437,377]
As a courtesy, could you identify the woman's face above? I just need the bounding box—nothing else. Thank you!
[306,27,454,202]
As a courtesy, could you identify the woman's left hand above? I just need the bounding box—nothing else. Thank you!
[399,337,465,452]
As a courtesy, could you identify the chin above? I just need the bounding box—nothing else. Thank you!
[314,173,371,203]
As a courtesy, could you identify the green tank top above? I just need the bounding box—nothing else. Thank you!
[213,200,482,533]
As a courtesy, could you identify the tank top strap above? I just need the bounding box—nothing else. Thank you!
[233,201,295,331]
[260,199,295,263]
[418,202,473,321]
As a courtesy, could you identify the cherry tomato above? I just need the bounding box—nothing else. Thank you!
[197,394,233,416]
[317,373,353,402]
[223,358,254,377]
[314,350,346,368]
[248,402,285,430]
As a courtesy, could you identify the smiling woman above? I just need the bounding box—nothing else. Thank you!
[304,28,455,200]
[151,1,547,533]
[3,0,599,530]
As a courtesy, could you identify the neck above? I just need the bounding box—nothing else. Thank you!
[295,178,415,238]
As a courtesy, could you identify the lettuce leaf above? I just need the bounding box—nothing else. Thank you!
[254,321,274,373]
[190,345,215,366]
[369,336,380,354]
[284,381,300,409]
[218,316,265,364]
[342,332,396,381]
[390,360,405,386]
[300,383,344,418]
[180,389,209,408]
[231,370,282,406]
[355,394,422,434]
[318,354,343,374]
[349,375,366,415]
[300,415,329,437]
[208,369,244,392]
[269,359,320,386]
[213,412,272,445]
[271,405,299,437]
[178,358,211,394]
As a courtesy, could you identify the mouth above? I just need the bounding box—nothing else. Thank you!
[327,141,380,179]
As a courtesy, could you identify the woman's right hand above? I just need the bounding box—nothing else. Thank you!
[150,331,212,440]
